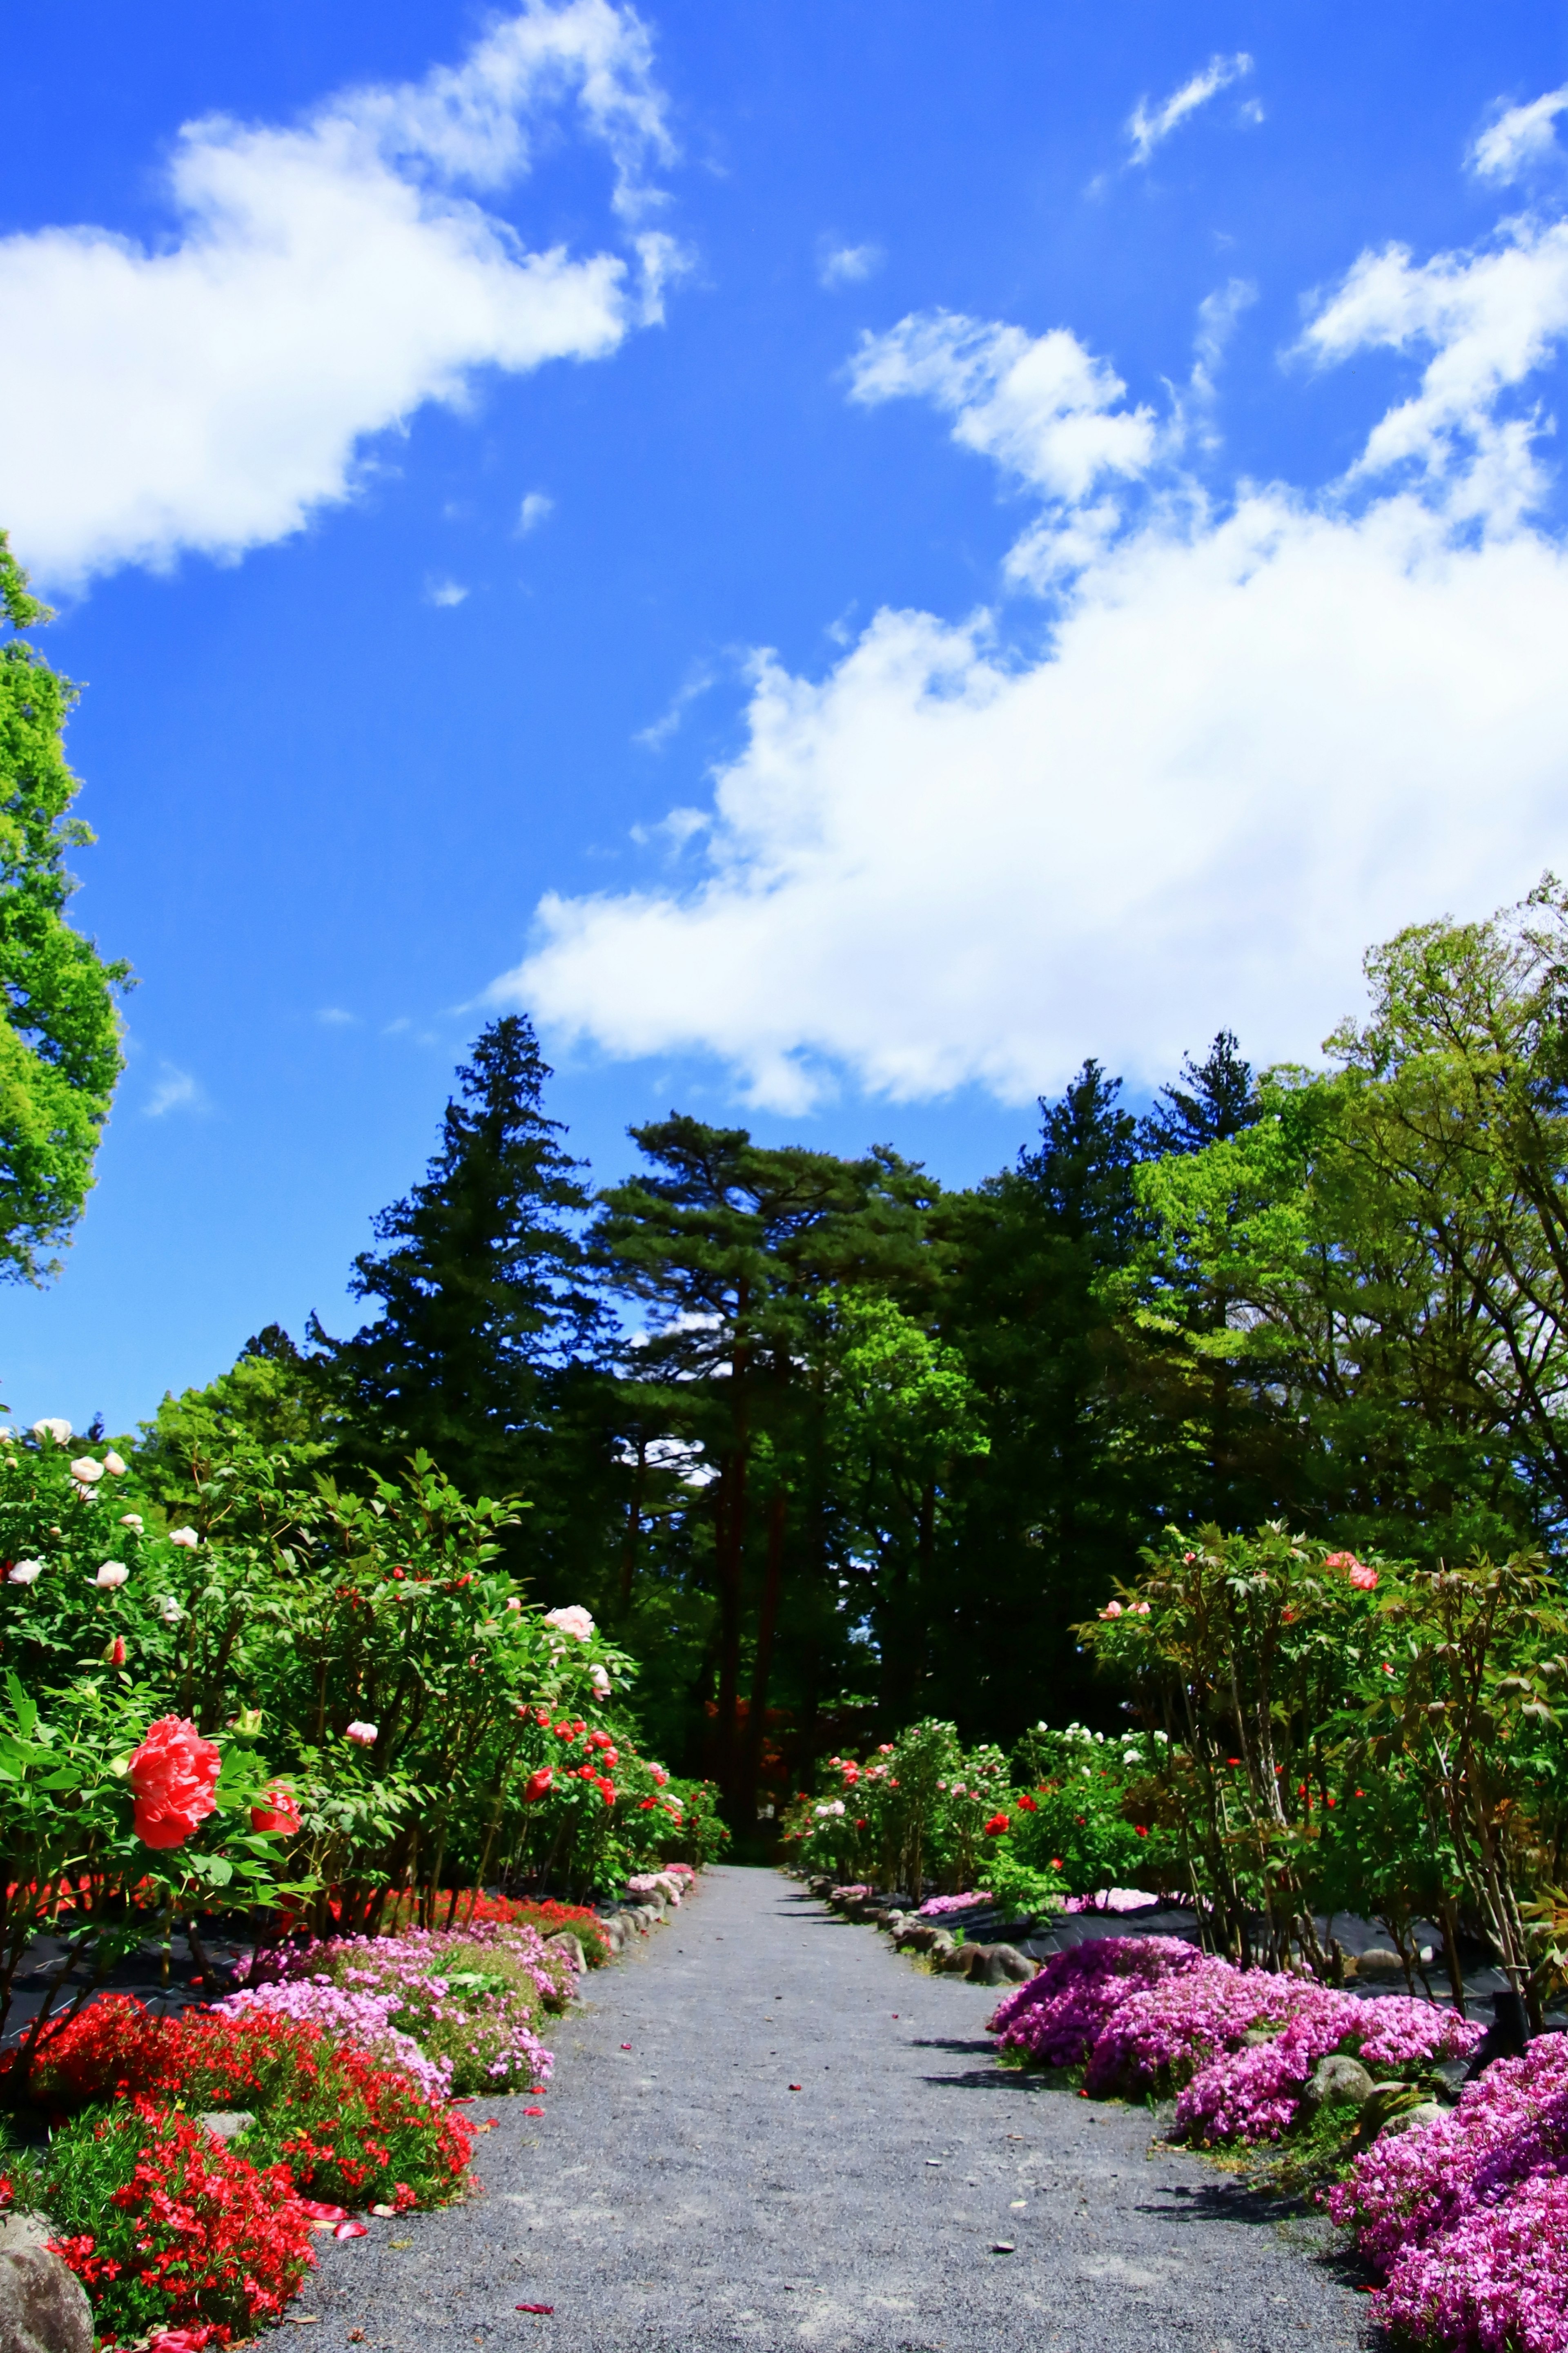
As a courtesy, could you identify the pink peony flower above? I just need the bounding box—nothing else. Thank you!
[543,1605,595,1642]
[1100,1600,1124,1619]
[91,1562,129,1588]
[102,1450,127,1475]
[7,1561,42,1585]
[69,1456,104,1484]
[168,1526,200,1549]
[345,1720,379,1747]
[128,1715,220,1849]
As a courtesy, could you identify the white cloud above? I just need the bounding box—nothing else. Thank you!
[316,1006,358,1026]
[426,577,470,607]
[504,203,1568,1111]
[635,664,717,751]
[1127,53,1254,166]
[0,0,673,586]
[517,489,555,532]
[1470,87,1568,183]
[1299,217,1568,523]
[819,240,884,290]
[849,310,1156,503]
[145,1064,204,1117]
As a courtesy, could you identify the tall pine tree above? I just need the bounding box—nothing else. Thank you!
[310,1017,607,1502]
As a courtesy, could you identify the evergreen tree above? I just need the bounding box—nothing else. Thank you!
[1139,1029,1259,1156]
[310,1017,608,1503]
[936,1062,1151,1735]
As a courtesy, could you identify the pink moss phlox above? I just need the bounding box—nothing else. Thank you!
[1329,2035,1568,2276]
[987,1936,1204,2068]
[215,1980,452,2100]
[918,1892,993,1918]
[1372,2166,1568,2353]
[1174,1990,1481,2143]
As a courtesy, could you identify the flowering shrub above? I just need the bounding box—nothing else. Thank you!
[988,1936,1204,2068]
[231,1922,567,2095]
[1321,2036,1568,2349]
[26,2096,312,2345]
[29,1996,474,2210]
[1172,1992,1480,2143]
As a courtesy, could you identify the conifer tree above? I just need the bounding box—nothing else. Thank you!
[311,1016,606,1500]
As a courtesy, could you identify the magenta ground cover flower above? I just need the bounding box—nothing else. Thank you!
[988,1936,1203,2068]
[918,1891,993,1918]
[1373,2167,1568,2353]
[1062,1889,1161,1915]
[1174,1990,1481,2143]
[1330,2036,1568,2275]
[216,1978,452,2100]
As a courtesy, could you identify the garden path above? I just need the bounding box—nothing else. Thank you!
[303,1867,1374,2353]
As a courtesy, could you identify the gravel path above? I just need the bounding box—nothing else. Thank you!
[303,1867,1374,2353]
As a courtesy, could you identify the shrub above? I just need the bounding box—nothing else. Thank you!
[987,1936,1204,2068]
[30,1996,474,2210]
[30,2096,312,2346]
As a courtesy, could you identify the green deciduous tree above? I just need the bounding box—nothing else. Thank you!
[0,532,129,1282]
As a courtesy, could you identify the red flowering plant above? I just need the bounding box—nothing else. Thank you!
[31,1996,474,2210]
[10,2094,314,2346]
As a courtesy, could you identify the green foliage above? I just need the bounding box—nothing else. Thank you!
[0,532,129,1281]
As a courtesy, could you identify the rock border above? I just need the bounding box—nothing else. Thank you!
[796,1873,1038,1987]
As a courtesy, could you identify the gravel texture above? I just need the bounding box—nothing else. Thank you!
[300,1866,1374,2353]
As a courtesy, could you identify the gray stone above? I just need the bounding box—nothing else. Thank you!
[1379,2098,1448,2138]
[926,1929,956,1963]
[1354,1946,1405,1977]
[544,1931,588,1976]
[198,2108,256,2142]
[0,2245,93,2353]
[0,2216,56,2257]
[1241,2027,1278,2048]
[894,1922,938,1952]
[988,1944,1037,1984]
[1301,2054,1375,2114]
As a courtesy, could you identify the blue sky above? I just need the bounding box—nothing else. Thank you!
[2,0,1567,1430]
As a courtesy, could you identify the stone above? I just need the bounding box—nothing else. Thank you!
[926,1930,956,1962]
[1302,2054,1375,2114]
[1355,1947,1405,1977]
[0,2244,94,2353]
[1380,2098,1448,2137]
[543,1931,588,1976]
[1241,2027,1278,2047]
[895,1922,938,1952]
[988,1945,1037,1985]
[1357,2081,1428,2139]
[198,2109,256,2142]
[0,2216,56,2257]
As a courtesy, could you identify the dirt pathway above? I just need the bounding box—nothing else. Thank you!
[303,1866,1373,2353]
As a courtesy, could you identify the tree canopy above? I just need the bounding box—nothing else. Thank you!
[0,532,129,1282]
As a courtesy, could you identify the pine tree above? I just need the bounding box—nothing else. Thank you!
[1139,1029,1259,1156]
[310,1017,607,1500]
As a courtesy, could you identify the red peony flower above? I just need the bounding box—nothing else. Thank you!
[251,1782,303,1836]
[523,1767,555,1802]
[983,1812,1011,1836]
[128,1716,221,1850]
[1016,1792,1038,1811]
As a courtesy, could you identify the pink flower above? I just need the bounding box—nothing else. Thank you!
[102,1450,127,1475]
[543,1604,595,1642]
[69,1456,104,1484]
[91,1561,129,1588]
[127,1715,220,1850]
[1349,1563,1379,1590]
[1100,1600,1123,1619]
[345,1720,379,1747]
[169,1526,200,1549]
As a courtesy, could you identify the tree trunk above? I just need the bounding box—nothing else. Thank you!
[739,1488,788,1824]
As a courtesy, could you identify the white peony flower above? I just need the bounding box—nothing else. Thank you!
[92,1563,129,1588]
[69,1457,104,1484]
[543,1604,596,1642]
[102,1450,127,1476]
[8,1561,42,1585]
[168,1527,200,1549]
[589,1664,611,1695]
[504,1597,522,1612]
[119,1513,144,1533]
[158,1596,183,1624]
[345,1720,379,1746]
[31,1418,72,1445]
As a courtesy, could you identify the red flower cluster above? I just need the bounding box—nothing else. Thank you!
[127,1717,220,1851]
[43,2095,313,2345]
[983,1812,1012,1837]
